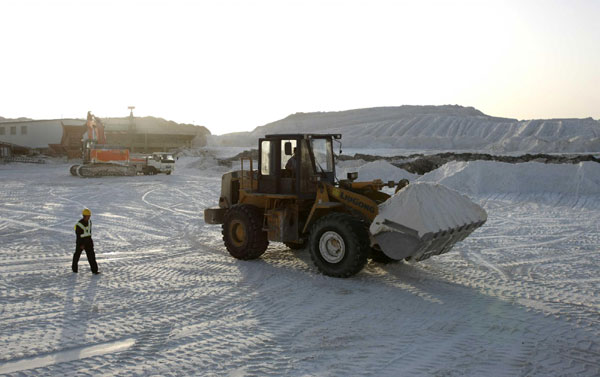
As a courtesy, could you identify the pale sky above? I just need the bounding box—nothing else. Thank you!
[0,0,598,135]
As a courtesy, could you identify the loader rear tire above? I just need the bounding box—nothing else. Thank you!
[222,204,268,260]
[309,213,369,278]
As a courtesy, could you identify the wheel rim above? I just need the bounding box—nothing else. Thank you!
[318,231,345,263]
[230,220,247,247]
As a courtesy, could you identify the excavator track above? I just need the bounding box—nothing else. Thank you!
[70,163,136,177]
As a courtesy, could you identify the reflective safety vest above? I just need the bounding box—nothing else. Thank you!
[75,221,92,238]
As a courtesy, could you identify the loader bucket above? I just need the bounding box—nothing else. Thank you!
[369,182,487,262]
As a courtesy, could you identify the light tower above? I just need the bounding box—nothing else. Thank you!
[128,106,136,151]
[128,106,136,131]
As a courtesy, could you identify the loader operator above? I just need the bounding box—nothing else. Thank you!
[72,208,100,274]
[285,147,298,173]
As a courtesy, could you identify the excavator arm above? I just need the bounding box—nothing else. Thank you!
[85,111,107,144]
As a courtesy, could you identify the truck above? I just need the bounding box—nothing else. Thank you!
[131,153,175,175]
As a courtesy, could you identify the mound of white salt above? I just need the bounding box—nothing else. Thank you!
[418,160,600,196]
[357,160,417,182]
[370,182,487,238]
[336,159,367,180]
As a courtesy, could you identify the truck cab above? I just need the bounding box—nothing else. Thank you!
[132,152,175,175]
[148,153,175,175]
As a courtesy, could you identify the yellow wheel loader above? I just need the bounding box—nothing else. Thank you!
[204,134,487,278]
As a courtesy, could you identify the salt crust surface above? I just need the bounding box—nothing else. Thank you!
[1,157,599,375]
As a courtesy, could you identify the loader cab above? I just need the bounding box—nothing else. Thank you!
[257,134,339,198]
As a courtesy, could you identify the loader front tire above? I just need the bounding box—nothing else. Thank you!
[222,204,268,260]
[309,213,369,278]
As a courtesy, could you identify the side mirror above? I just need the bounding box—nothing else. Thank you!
[284,142,292,156]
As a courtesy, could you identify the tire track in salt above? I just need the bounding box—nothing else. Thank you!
[141,188,196,218]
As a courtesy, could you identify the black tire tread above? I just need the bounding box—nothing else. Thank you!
[308,212,369,278]
[222,204,268,260]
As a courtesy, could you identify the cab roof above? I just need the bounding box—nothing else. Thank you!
[264,134,341,140]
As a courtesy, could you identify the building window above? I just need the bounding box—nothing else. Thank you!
[10,126,16,135]
[21,126,28,135]
[0,127,4,135]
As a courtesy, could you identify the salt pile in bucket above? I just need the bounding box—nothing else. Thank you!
[370,182,487,238]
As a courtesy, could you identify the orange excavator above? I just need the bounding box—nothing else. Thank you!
[70,111,136,177]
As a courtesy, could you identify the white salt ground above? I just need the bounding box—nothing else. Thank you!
[1,156,599,376]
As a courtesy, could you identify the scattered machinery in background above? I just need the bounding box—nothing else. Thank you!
[70,111,175,177]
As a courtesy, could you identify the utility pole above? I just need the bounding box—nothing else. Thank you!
[128,106,135,152]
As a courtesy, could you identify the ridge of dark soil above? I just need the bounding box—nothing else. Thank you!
[220,149,600,175]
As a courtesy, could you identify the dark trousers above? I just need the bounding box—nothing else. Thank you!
[72,239,98,273]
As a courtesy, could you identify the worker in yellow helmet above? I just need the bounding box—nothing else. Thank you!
[72,208,100,274]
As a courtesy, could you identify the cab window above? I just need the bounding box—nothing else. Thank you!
[261,140,272,175]
[300,139,314,193]
[310,138,334,173]
[281,139,297,171]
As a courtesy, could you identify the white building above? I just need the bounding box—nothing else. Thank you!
[0,119,82,149]
[0,116,210,154]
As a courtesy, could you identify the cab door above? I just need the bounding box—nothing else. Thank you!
[258,139,278,193]
[279,139,299,195]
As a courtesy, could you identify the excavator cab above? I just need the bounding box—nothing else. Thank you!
[70,111,135,177]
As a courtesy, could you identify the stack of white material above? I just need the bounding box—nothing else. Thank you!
[357,160,417,182]
[370,182,487,238]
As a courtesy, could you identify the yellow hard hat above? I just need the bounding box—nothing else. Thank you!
[82,208,92,216]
